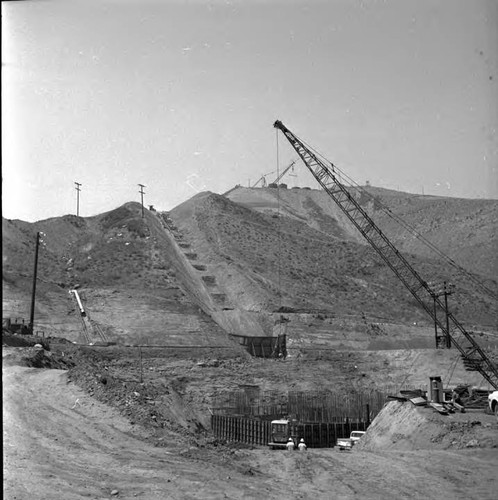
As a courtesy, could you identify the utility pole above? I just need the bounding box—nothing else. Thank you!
[138,184,145,218]
[75,182,82,216]
[29,232,42,334]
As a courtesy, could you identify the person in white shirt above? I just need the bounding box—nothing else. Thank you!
[286,438,295,451]
[298,438,307,451]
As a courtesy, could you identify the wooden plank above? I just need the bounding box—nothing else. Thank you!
[429,402,449,415]
[409,397,427,406]
[453,402,465,413]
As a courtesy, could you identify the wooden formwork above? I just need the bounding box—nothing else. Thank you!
[212,389,385,423]
[229,334,286,358]
[211,415,369,448]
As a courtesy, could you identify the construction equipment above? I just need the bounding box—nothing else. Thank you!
[268,160,296,187]
[69,289,108,344]
[251,170,276,188]
[268,419,304,450]
[273,120,498,389]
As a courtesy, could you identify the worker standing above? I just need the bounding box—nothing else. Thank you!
[286,438,295,451]
[298,438,307,451]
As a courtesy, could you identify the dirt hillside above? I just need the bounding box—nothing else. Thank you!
[170,189,498,328]
[3,188,498,384]
[227,186,498,279]
[4,188,497,340]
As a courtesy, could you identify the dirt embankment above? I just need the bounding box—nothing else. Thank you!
[357,400,498,452]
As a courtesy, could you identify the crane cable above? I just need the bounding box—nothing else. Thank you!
[294,133,497,301]
[276,128,283,311]
[443,353,463,390]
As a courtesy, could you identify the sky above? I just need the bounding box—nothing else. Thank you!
[2,0,497,222]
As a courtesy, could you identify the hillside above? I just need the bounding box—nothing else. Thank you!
[3,188,498,345]
[2,203,234,346]
[172,188,498,328]
[227,186,498,279]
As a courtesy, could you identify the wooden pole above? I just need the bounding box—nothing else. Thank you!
[29,232,41,333]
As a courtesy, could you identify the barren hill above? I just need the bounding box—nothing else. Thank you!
[3,188,498,356]
[2,203,233,346]
[227,186,498,279]
[171,188,498,327]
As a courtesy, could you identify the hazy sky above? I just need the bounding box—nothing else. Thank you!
[2,0,497,222]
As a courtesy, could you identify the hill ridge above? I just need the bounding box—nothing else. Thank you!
[3,187,497,346]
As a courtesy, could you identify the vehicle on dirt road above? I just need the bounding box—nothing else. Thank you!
[336,431,366,451]
[268,419,303,449]
[488,391,498,420]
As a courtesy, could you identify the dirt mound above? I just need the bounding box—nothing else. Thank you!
[2,332,49,349]
[20,348,75,370]
[357,400,498,451]
[64,344,227,445]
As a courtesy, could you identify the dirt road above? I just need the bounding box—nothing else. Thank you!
[4,361,498,500]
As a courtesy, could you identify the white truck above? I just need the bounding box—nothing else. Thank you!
[336,430,365,451]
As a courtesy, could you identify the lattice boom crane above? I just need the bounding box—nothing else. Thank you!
[271,160,296,185]
[273,119,498,389]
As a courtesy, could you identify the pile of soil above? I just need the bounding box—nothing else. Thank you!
[2,332,50,349]
[357,400,498,451]
[20,348,75,370]
[62,344,219,448]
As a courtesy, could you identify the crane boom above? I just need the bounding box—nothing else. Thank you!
[274,120,498,389]
[69,289,108,344]
[271,160,296,185]
[251,170,276,188]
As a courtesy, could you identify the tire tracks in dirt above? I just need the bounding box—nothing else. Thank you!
[4,362,498,499]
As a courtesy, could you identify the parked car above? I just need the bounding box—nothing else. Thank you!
[336,430,366,450]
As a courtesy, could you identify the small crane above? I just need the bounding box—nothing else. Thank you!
[69,289,108,344]
[251,170,276,188]
[269,160,296,186]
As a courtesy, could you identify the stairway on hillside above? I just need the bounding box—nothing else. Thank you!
[156,212,233,312]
